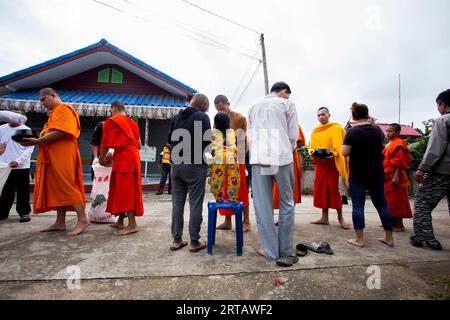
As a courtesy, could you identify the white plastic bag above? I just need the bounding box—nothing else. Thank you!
[0,162,12,196]
[88,164,118,223]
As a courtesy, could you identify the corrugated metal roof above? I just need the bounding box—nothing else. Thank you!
[1,89,189,107]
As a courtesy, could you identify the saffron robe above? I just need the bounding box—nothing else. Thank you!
[101,114,144,216]
[383,137,412,218]
[272,125,305,209]
[309,122,348,209]
[33,103,85,214]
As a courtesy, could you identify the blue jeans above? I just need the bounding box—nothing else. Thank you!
[349,181,393,231]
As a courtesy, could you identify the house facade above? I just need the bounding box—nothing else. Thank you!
[0,39,197,178]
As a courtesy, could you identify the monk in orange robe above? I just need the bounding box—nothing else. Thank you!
[99,101,144,236]
[21,88,90,236]
[273,125,305,211]
[383,123,413,232]
[309,107,351,229]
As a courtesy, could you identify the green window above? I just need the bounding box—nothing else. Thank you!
[111,68,124,84]
[97,68,110,83]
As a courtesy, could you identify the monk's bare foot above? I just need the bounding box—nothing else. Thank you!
[113,225,139,237]
[310,219,329,225]
[347,239,364,247]
[377,238,395,247]
[339,222,352,230]
[67,220,90,236]
[41,224,66,233]
[217,222,232,230]
[243,223,250,232]
[110,222,124,230]
[393,227,405,232]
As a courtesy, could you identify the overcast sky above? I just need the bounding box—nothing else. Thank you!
[1,0,449,141]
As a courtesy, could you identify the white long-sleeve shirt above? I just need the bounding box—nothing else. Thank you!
[248,94,299,166]
[0,124,34,169]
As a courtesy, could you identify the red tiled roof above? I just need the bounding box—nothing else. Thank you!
[348,122,422,138]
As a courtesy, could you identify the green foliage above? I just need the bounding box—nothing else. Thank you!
[299,145,314,170]
[409,119,435,170]
[92,194,107,209]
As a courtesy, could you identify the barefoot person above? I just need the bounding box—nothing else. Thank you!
[99,101,144,236]
[309,107,351,229]
[383,123,413,232]
[342,103,394,247]
[20,88,90,236]
[214,95,251,232]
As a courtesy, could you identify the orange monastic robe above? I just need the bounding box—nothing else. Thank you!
[272,125,305,209]
[33,103,85,214]
[383,137,413,218]
[101,114,144,216]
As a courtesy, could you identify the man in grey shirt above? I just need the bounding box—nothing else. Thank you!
[410,89,450,250]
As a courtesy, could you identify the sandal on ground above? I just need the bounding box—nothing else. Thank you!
[189,241,207,253]
[303,242,325,253]
[170,240,188,251]
[318,241,334,255]
[295,244,308,257]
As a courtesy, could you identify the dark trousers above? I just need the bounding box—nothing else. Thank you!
[0,169,31,220]
[349,180,393,231]
[159,163,172,192]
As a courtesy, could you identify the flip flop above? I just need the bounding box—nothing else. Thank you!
[303,242,324,253]
[318,241,334,255]
[189,241,207,253]
[296,244,308,257]
[170,240,188,251]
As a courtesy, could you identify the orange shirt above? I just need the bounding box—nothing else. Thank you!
[33,103,85,214]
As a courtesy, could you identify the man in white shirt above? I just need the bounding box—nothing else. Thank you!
[0,111,34,222]
[248,82,299,267]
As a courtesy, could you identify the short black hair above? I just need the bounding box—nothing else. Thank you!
[388,123,401,133]
[111,101,125,111]
[214,95,230,105]
[214,112,231,132]
[270,82,291,94]
[317,107,330,113]
[436,89,450,106]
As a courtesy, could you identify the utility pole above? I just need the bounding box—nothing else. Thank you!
[398,73,401,124]
[260,33,270,95]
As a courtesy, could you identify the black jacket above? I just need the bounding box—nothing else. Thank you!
[168,107,211,165]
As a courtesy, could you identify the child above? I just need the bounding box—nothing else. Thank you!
[210,112,240,202]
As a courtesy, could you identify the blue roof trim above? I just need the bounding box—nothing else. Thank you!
[1,89,189,108]
[0,39,197,95]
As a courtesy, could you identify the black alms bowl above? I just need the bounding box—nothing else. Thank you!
[313,148,333,159]
[11,129,36,143]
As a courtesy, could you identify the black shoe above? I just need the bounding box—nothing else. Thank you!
[410,235,424,247]
[426,239,442,250]
[156,189,163,195]
[19,215,31,223]
[276,255,299,267]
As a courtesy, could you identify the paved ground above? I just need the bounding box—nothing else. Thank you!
[0,193,449,300]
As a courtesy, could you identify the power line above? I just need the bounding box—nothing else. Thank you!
[231,45,261,103]
[180,0,261,35]
[235,62,262,107]
[92,0,258,60]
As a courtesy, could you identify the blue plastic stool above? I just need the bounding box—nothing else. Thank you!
[207,200,244,256]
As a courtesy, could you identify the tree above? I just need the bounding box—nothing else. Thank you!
[409,119,436,170]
